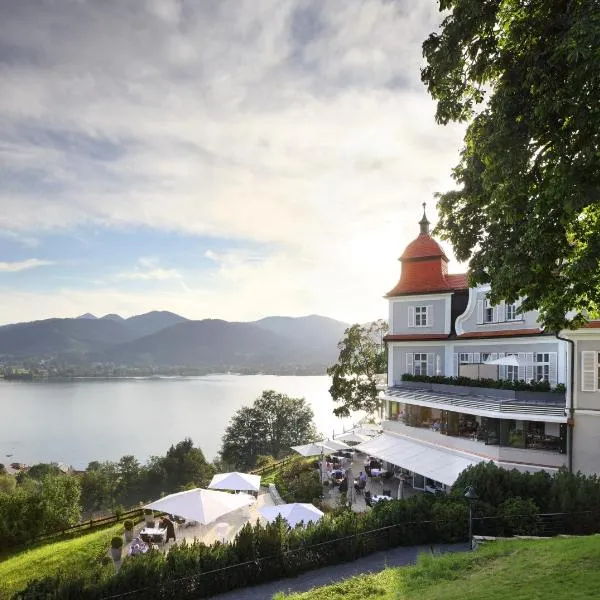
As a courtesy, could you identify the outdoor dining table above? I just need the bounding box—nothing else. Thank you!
[140,526,167,543]
[371,494,393,503]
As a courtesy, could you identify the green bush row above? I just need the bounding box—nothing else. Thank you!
[401,373,566,393]
[15,464,600,599]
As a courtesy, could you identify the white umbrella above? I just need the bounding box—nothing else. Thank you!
[335,431,371,444]
[144,488,253,525]
[291,442,338,456]
[320,438,351,451]
[259,503,324,528]
[208,472,261,492]
[484,355,530,366]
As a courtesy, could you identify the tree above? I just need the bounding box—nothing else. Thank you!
[220,390,318,470]
[327,320,388,417]
[160,438,215,491]
[421,0,600,331]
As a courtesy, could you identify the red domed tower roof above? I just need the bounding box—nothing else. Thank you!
[386,204,466,297]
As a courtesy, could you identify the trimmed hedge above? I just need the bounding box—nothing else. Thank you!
[15,465,600,599]
[401,373,566,393]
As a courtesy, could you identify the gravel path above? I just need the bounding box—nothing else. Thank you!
[211,542,470,599]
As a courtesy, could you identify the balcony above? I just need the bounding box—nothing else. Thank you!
[381,419,567,470]
[383,383,566,421]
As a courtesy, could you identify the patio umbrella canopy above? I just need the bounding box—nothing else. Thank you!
[145,488,253,525]
[320,438,351,451]
[335,431,371,444]
[208,472,261,492]
[259,503,324,527]
[291,442,337,457]
[484,355,531,366]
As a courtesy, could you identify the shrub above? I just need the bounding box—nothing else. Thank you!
[111,536,124,549]
[498,497,539,536]
[401,373,564,393]
[124,519,134,531]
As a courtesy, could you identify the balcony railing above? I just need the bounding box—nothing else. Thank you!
[383,385,566,420]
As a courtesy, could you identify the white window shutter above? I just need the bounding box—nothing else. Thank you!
[477,300,484,324]
[427,305,433,327]
[499,301,506,322]
[549,353,558,387]
[468,353,474,363]
[491,353,498,360]
[498,352,506,379]
[436,354,442,375]
[581,351,597,392]
[427,353,434,376]
[406,353,414,375]
[518,352,526,380]
[526,353,534,382]
[408,306,415,328]
[473,352,481,365]
[492,305,498,322]
[452,353,458,377]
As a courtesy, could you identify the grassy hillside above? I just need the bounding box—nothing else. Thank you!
[273,535,600,600]
[0,523,122,599]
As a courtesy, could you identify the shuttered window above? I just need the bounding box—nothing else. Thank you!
[406,353,434,376]
[581,351,598,392]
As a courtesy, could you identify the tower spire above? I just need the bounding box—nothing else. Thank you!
[419,202,430,235]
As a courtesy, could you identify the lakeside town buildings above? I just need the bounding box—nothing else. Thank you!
[357,206,600,492]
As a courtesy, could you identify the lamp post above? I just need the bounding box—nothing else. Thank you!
[464,486,478,550]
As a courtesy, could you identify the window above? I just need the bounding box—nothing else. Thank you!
[415,306,428,327]
[484,298,494,323]
[535,353,550,382]
[505,303,517,320]
[459,353,471,364]
[581,351,600,392]
[414,353,428,376]
[481,353,491,362]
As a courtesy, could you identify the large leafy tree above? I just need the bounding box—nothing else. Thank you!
[220,390,318,470]
[422,0,600,331]
[327,320,388,417]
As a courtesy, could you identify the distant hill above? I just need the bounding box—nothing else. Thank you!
[0,318,139,358]
[0,312,350,372]
[125,310,188,337]
[77,313,97,320]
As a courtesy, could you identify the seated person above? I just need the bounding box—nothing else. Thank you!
[128,537,149,556]
[331,469,345,486]
[159,516,176,542]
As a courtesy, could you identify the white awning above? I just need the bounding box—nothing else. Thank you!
[355,433,483,487]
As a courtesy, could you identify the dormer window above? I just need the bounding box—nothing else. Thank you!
[505,302,518,321]
[415,306,428,327]
[484,298,494,323]
[408,305,431,328]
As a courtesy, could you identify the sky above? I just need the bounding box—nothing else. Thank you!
[0,0,466,326]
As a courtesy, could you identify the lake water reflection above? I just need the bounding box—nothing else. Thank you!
[0,375,360,469]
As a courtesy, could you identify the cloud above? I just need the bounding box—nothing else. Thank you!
[0,1,467,323]
[0,258,54,272]
[116,257,181,281]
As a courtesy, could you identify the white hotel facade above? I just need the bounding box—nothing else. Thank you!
[356,208,600,492]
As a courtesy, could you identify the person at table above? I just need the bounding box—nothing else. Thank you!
[159,516,176,542]
[359,471,367,483]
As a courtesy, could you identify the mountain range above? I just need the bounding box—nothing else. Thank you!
[0,312,350,372]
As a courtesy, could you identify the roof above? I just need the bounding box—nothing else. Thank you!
[386,264,469,297]
[384,334,449,341]
[400,233,448,261]
[457,328,544,339]
[445,273,469,289]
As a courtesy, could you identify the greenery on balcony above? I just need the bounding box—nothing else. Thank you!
[401,373,566,394]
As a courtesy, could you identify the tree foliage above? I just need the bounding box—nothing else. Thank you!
[422,0,600,331]
[220,390,318,470]
[327,320,388,417]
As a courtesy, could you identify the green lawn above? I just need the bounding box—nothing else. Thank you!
[274,535,600,600]
[0,523,122,599]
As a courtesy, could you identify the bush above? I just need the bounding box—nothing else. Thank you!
[274,457,322,503]
[401,373,564,393]
[498,497,539,536]
[111,536,123,549]
[124,519,134,531]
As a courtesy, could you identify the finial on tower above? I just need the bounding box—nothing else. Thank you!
[419,202,430,235]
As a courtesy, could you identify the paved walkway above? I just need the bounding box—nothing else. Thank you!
[211,542,470,599]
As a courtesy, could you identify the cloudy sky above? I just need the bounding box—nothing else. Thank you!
[0,0,465,326]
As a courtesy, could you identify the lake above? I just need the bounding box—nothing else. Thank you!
[0,375,360,469]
